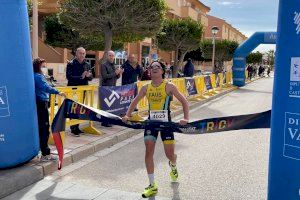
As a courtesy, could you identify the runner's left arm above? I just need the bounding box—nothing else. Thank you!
[125,85,147,117]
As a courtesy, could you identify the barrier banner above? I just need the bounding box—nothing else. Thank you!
[99,83,137,116]
[204,76,213,90]
[52,99,271,169]
[185,78,197,96]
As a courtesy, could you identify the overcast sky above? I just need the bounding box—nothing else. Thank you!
[201,0,279,52]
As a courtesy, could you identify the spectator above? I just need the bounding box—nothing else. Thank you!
[101,50,124,127]
[258,65,265,77]
[169,61,175,78]
[141,66,152,81]
[183,58,194,77]
[121,54,143,85]
[66,47,93,136]
[247,65,253,80]
[267,66,271,77]
[33,58,66,161]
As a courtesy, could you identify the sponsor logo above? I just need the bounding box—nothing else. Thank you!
[294,12,300,34]
[0,86,10,117]
[146,130,152,135]
[283,112,300,160]
[104,91,120,107]
[96,114,102,119]
[179,127,196,133]
[290,57,300,81]
[186,80,192,89]
[289,58,300,98]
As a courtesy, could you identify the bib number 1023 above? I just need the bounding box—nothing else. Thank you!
[150,110,168,122]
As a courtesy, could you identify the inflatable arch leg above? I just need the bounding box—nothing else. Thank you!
[0,0,39,168]
[268,0,300,199]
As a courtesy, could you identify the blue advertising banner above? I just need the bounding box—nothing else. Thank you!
[204,76,213,90]
[268,1,300,199]
[99,84,137,116]
[185,78,197,96]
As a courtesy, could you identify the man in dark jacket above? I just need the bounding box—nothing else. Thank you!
[66,47,93,136]
[100,50,124,126]
[183,58,194,77]
[121,54,143,85]
[101,51,123,86]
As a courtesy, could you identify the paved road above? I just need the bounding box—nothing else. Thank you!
[4,76,273,200]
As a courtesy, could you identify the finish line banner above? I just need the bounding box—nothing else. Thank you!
[51,99,271,169]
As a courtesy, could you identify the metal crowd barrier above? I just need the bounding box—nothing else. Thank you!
[48,85,100,144]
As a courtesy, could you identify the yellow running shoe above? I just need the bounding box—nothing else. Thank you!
[169,161,178,182]
[142,182,158,198]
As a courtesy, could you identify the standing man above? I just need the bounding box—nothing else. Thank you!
[122,61,189,198]
[101,50,124,127]
[121,54,143,85]
[183,58,194,77]
[66,47,93,136]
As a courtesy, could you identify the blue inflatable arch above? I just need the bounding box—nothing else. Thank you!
[232,32,277,87]
[0,0,39,169]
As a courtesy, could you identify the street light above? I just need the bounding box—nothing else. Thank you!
[211,26,219,73]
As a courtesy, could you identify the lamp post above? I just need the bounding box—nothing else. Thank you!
[211,26,219,73]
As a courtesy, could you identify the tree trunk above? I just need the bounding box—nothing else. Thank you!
[216,60,223,73]
[173,48,179,78]
[178,51,187,70]
[98,26,113,87]
[103,27,113,61]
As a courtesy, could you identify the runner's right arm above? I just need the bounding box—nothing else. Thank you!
[122,85,147,121]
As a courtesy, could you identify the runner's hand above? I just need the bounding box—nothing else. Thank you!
[179,119,188,125]
[122,115,130,122]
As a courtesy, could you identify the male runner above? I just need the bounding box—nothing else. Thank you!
[122,61,189,198]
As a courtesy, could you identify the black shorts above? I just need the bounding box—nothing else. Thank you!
[144,128,175,144]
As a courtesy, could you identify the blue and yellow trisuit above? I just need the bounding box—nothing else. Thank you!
[144,80,174,144]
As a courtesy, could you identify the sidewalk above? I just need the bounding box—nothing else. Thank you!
[0,84,239,199]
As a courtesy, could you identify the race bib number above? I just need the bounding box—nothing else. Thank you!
[150,110,168,122]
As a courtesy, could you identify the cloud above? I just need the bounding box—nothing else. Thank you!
[217,1,240,6]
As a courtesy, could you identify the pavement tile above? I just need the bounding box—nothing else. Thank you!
[2,180,75,200]
[0,165,44,199]
[93,189,142,200]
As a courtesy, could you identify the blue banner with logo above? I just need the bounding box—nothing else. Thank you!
[99,84,137,116]
[185,78,197,96]
[204,76,213,90]
[268,1,300,199]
